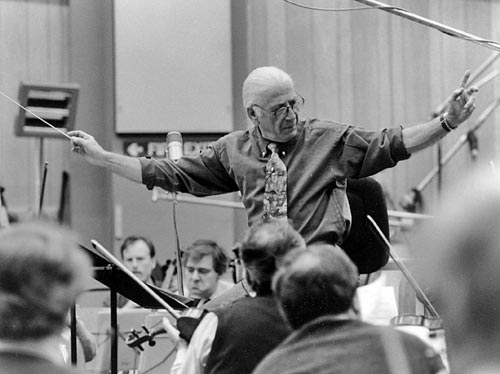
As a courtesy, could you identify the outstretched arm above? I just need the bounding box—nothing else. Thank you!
[68,130,142,183]
[403,70,478,154]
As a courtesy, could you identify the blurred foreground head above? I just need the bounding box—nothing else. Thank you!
[418,169,500,373]
[273,244,359,329]
[0,221,92,341]
[239,218,306,296]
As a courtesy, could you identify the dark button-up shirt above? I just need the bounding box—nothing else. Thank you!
[140,118,410,244]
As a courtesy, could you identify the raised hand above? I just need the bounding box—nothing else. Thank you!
[446,70,478,128]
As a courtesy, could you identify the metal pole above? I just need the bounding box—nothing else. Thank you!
[367,215,439,318]
[353,0,500,53]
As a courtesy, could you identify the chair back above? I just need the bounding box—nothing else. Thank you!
[340,177,390,274]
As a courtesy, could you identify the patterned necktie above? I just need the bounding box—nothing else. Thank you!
[263,143,287,219]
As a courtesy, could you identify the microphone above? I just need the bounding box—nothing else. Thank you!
[467,131,479,160]
[166,131,183,162]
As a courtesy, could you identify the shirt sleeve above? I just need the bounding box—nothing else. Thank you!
[339,125,411,178]
[170,312,218,374]
[140,143,239,196]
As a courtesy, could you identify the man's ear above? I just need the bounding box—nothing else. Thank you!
[247,107,258,122]
[244,268,255,289]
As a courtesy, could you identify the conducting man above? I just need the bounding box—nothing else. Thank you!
[69,66,477,268]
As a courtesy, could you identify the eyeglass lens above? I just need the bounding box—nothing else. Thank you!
[274,97,304,117]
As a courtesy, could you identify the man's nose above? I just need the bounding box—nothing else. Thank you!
[284,105,295,119]
[191,270,201,280]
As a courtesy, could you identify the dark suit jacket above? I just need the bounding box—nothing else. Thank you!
[0,351,84,374]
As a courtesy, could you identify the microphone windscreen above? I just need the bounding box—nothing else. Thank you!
[166,131,183,162]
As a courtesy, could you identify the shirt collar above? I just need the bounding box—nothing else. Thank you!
[251,122,302,158]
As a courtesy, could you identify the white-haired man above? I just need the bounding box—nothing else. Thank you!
[69,66,477,270]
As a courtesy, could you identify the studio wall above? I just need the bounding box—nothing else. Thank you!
[1,0,499,265]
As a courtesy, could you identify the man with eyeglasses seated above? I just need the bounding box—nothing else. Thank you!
[69,66,477,271]
[181,239,233,307]
[163,219,306,374]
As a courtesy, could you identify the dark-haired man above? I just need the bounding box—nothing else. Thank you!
[254,244,445,374]
[181,239,233,306]
[164,219,306,374]
[104,235,162,308]
[0,222,92,374]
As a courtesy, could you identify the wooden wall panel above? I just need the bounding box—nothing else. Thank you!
[245,0,500,215]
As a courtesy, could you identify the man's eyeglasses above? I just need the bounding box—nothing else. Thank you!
[254,94,305,118]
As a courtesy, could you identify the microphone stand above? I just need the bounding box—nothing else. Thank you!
[166,132,185,296]
[172,191,185,296]
[399,55,500,212]
[401,97,500,212]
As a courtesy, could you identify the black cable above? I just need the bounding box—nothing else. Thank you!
[283,0,500,52]
[283,0,404,12]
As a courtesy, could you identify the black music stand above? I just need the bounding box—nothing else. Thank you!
[78,243,194,374]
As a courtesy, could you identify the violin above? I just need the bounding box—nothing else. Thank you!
[126,307,208,350]
[126,325,166,351]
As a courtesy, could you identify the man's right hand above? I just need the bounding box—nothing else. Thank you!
[68,130,108,166]
[162,317,185,348]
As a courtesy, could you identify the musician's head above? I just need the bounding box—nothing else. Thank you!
[238,218,306,296]
[272,244,359,330]
[120,235,157,283]
[0,221,92,341]
[419,169,500,373]
[183,239,229,300]
[242,66,303,143]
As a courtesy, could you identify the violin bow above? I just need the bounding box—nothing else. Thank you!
[367,215,440,318]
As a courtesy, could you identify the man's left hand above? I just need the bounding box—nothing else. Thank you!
[446,70,478,128]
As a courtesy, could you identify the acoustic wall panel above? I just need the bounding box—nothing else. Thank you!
[114,0,233,134]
